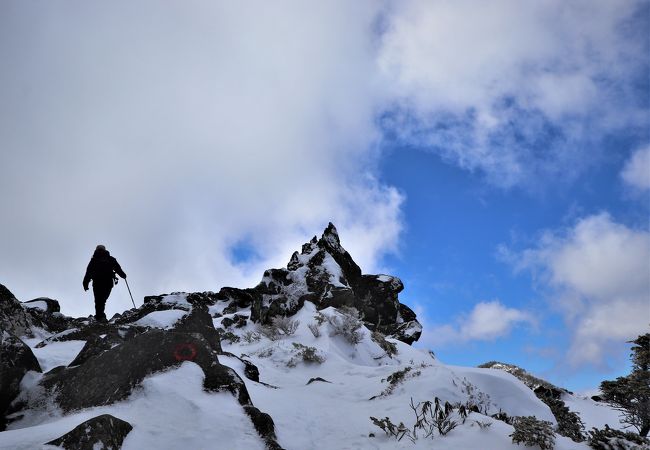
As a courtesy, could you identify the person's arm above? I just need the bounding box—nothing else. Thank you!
[82,260,93,291]
[113,258,127,279]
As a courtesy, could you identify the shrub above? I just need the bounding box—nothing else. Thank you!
[328,308,363,345]
[370,396,459,443]
[543,396,585,442]
[600,333,650,437]
[460,378,493,415]
[371,330,398,357]
[370,416,409,441]
[313,312,327,325]
[256,347,274,358]
[510,416,556,450]
[257,317,300,340]
[307,322,321,338]
[272,316,300,336]
[371,367,422,398]
[257,323,280,341]
[587,425,650,450]
[242,330,261,344]
[219,330,240,344]
[287,342,325,367]
[474,420,492,430]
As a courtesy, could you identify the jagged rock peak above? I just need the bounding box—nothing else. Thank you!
[245,223,421,344]
[321,222,341,248]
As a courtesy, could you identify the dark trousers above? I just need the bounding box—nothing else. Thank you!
[92,282,112,320]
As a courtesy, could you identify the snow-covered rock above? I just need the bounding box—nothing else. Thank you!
[0,331,41,430]
[45,413,133,450]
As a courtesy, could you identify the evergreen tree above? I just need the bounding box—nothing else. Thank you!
[600,333,650,436]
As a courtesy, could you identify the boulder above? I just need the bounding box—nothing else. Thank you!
[0,331,41,430]
[221,314,248,329]
[46,414,133,450]
[173,304,223,353]
[0,284,33,337]
[23,297,60,313]
[32,330,242,413]
[244,406,283,450]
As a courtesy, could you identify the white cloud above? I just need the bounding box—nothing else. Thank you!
[0,1,402,317]
[621,146,650,191]
[420,300,534,347]
[377,0,648,187]
[512,213,650,366]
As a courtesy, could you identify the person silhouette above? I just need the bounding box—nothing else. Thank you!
[82,245,126,322]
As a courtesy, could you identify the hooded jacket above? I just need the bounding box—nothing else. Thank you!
[83,248,126,289]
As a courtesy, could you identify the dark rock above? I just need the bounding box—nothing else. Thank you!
[22,330,244,413]
[0,331,41,430]
[244,406,283,450]
[221,314,248,330]
[186,291,221,307]
[46,414,133,450]
[113,294,189,326]
[173,304,222,353]
[23,297,60,313]
[243,360,260,382]
[306,377,332,385]
[21,298,76,334]
[67,327,143,367]
[534,385,564,401]
[591,395,602,402]
[220,351,260,383]
[143,294,164,304]
[0,283,34,337]
[35,322,146,348]
[215,288,259,309]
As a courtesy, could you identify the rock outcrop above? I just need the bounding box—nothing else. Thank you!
[0,331,41,430]
[212,223,422,344]
[5,289,283,449]
[0,284,34,337]
[46,414,133,450]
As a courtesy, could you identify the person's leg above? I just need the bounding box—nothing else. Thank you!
[92,283,112,322]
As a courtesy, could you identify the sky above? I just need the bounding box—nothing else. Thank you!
[0,0,648,392]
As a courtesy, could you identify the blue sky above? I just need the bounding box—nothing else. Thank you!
[378,133,649,390]
[0,0,648,392]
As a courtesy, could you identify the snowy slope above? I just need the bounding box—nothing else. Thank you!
[2,301,627,450]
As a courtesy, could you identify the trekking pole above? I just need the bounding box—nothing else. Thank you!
[124,278,137,309]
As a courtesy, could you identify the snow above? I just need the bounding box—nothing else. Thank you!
[134,310,187,329]
[1,302,627,450]
[563,394,625,431]
[1,363,265,450]
[22,301,48,311]
[320,253,346,287]
[217,303,621,449]
[160,294,191,309]
[31,340,87,372]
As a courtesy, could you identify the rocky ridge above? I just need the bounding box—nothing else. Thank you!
[0,223,420,449]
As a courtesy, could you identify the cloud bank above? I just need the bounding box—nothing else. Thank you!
[509,213,650,367]
[378,0,648,187]
[421,300,535,347]
[0,1,401,317]
[621,146,650,191]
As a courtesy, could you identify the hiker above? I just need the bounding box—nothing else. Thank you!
[82,245,126,322]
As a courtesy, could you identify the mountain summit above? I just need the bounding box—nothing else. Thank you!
[235,222,421,344]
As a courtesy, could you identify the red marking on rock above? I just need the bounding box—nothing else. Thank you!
[173,343,198,361]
